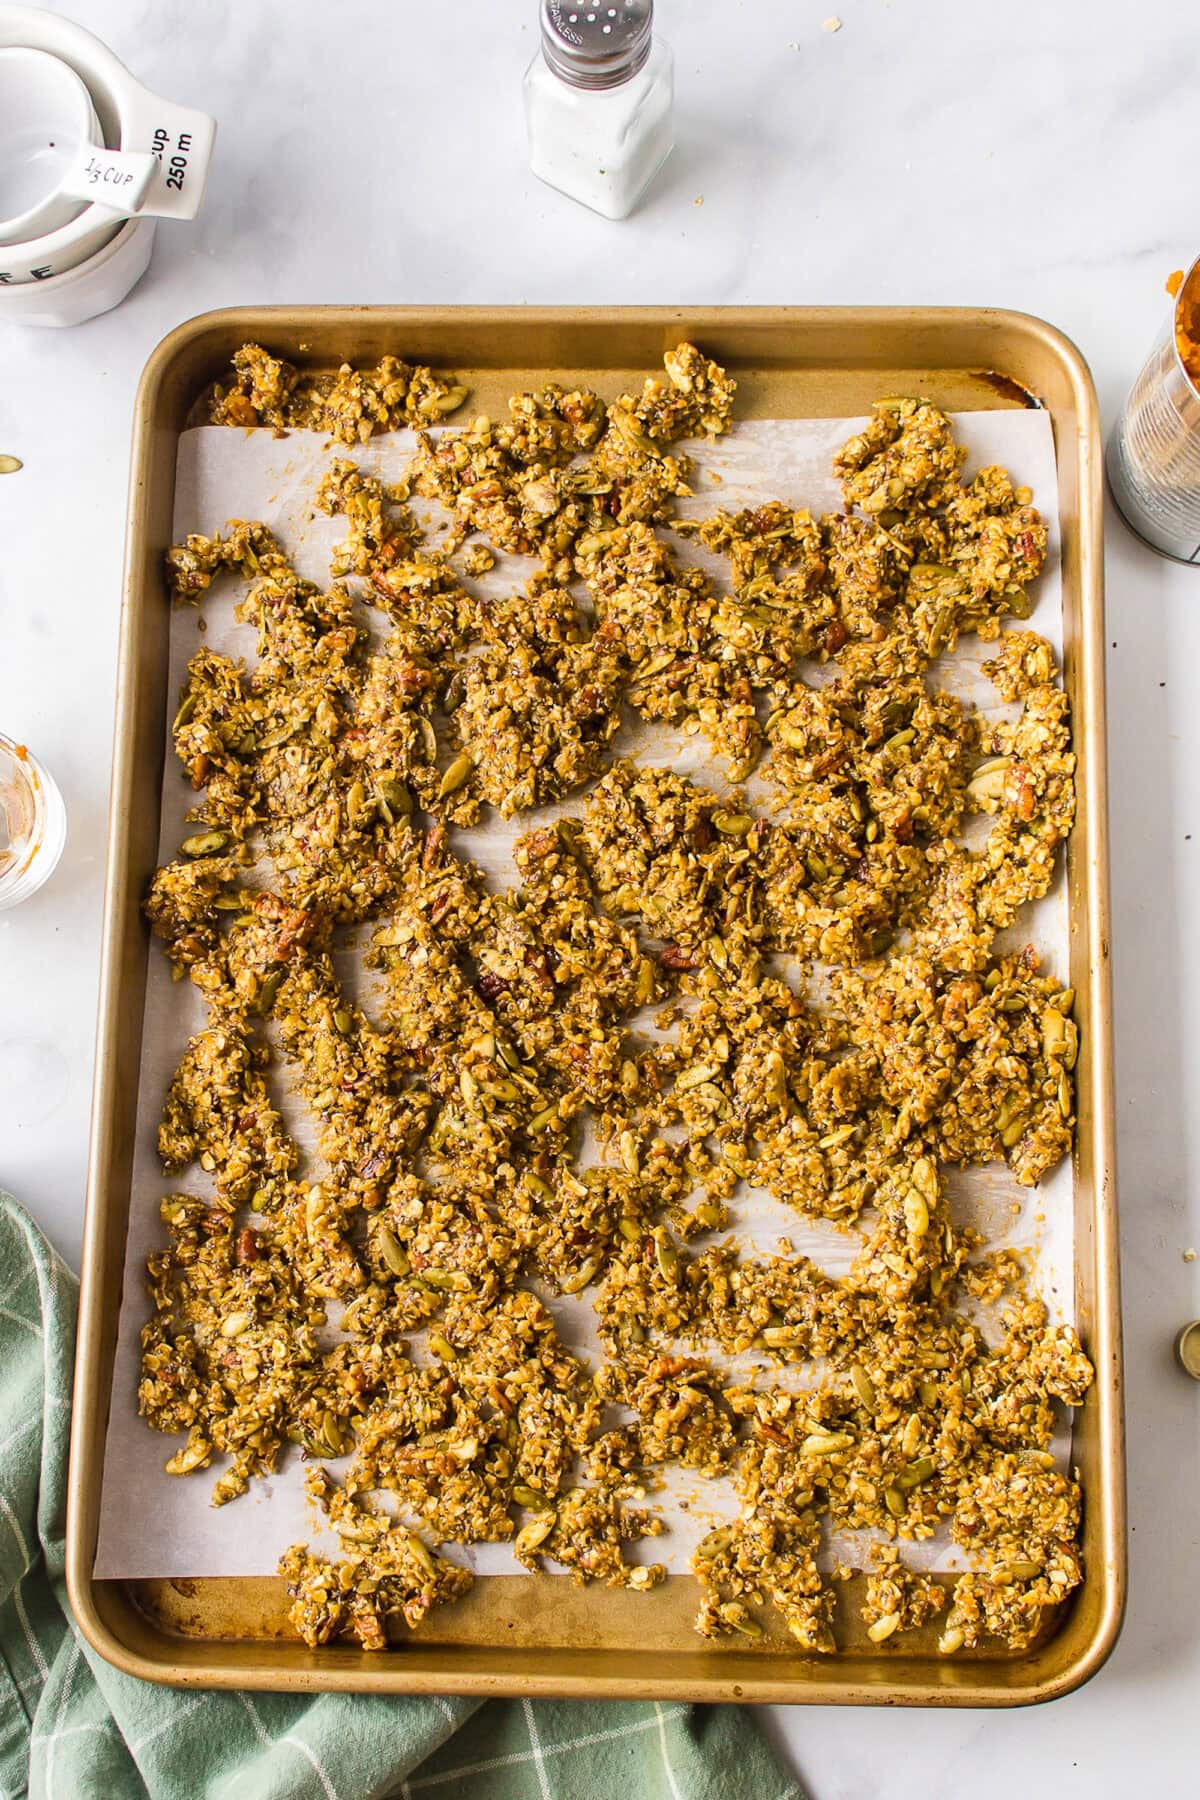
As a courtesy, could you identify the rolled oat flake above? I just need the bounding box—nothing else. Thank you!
[524,1,675,220]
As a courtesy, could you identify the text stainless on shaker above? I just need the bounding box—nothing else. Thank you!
[1107,257,1200,563]
[524,1,674,220]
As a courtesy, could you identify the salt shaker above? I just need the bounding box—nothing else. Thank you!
[524,1,674,220]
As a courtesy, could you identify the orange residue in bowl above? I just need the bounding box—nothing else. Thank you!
[1170,266,1200,391]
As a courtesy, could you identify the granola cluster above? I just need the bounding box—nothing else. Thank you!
[141,348,1090,1658]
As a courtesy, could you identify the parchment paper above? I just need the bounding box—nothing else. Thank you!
[94,409,1070,1580]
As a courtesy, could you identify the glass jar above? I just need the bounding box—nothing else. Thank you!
[524,2,675,221]
[0,732,66,908]
[1107,256,1200,563]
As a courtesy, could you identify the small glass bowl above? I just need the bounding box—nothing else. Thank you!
[0,732,66,909]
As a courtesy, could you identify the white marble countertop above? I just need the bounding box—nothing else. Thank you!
[1,0,1197,1792]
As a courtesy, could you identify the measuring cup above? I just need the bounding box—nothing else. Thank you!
[0,47,100,243]
[0,4,215,287]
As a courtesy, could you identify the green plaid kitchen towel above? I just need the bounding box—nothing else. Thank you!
[0,1191,800,1800]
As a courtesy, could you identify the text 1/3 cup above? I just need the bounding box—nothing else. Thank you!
[1107,257,1200,564]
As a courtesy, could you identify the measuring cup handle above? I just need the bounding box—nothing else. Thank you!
[118,79,216,222]
[59,146,160,217]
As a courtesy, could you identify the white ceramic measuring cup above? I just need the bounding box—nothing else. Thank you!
[0,47,100,244]
[0,213,155,327]
[0,5,215,288]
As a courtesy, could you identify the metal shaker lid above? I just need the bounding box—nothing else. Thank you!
[1176,1319,1200,1379]
[539,1,653,90]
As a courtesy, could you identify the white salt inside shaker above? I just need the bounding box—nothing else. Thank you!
[524,1,674,221]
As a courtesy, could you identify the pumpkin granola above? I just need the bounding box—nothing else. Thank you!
[139,350,1091,1656]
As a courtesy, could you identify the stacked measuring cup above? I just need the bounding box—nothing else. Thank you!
[0,4,215,326]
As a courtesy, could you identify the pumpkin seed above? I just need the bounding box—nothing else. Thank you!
[897,1455,935,1490]
[718,1602,764,1638]
[694,1526,732,1561]
[375,774,413,820]
[655,1233,679,1280]
[319,1410,349,1456]
[693,1200,724,1230]
[819,1124,856,1150]
[850,1363,876,1411]
[528,1102,560,1132]
[675,1062,722,1093]
[221,1312,251,1339]
[1042,1007,1067,1059]
[432,385,468,416]
[1057,1069,1072,1119]
[712,810,753,836]
[800,1431,854,1457]
[901,1412,922,1459]
[438,752,475,798]
[404,1529,437,1575]
[867,1612,901,1643]
[619,1130,640,1177]
[919,1378,939,1409]
[513,1483,554,1511]
[1000,1111,1031,1149]
[334,1006,353,1035]
[0,453,24,474]
[904,1188,930,1239]
[428,1332,456,1361]
[376,1225,409,1277]
[1063,1017,1079,1071]
[884,1485,906,1518]
[926,604,955,657]
[561,1255,602,1294]
[635,957,656,1005]
[997,1559,1042,1583]
[255,969,283,1015]
[911,1156,937,1202]
[515,1514,556,1555]
[172,693,197,731]
[182,829,230,857]
[938,1625,965,1655]
[165,1436,210,1476]
[885,727,916,753]
[417,1267,463,1292]
[618,1216,642,1243]
[335,1521,381,1546]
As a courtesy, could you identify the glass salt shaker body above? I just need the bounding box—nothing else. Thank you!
[524,2,675,221]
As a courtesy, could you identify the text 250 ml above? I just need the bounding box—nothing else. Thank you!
[152,127,192,192]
